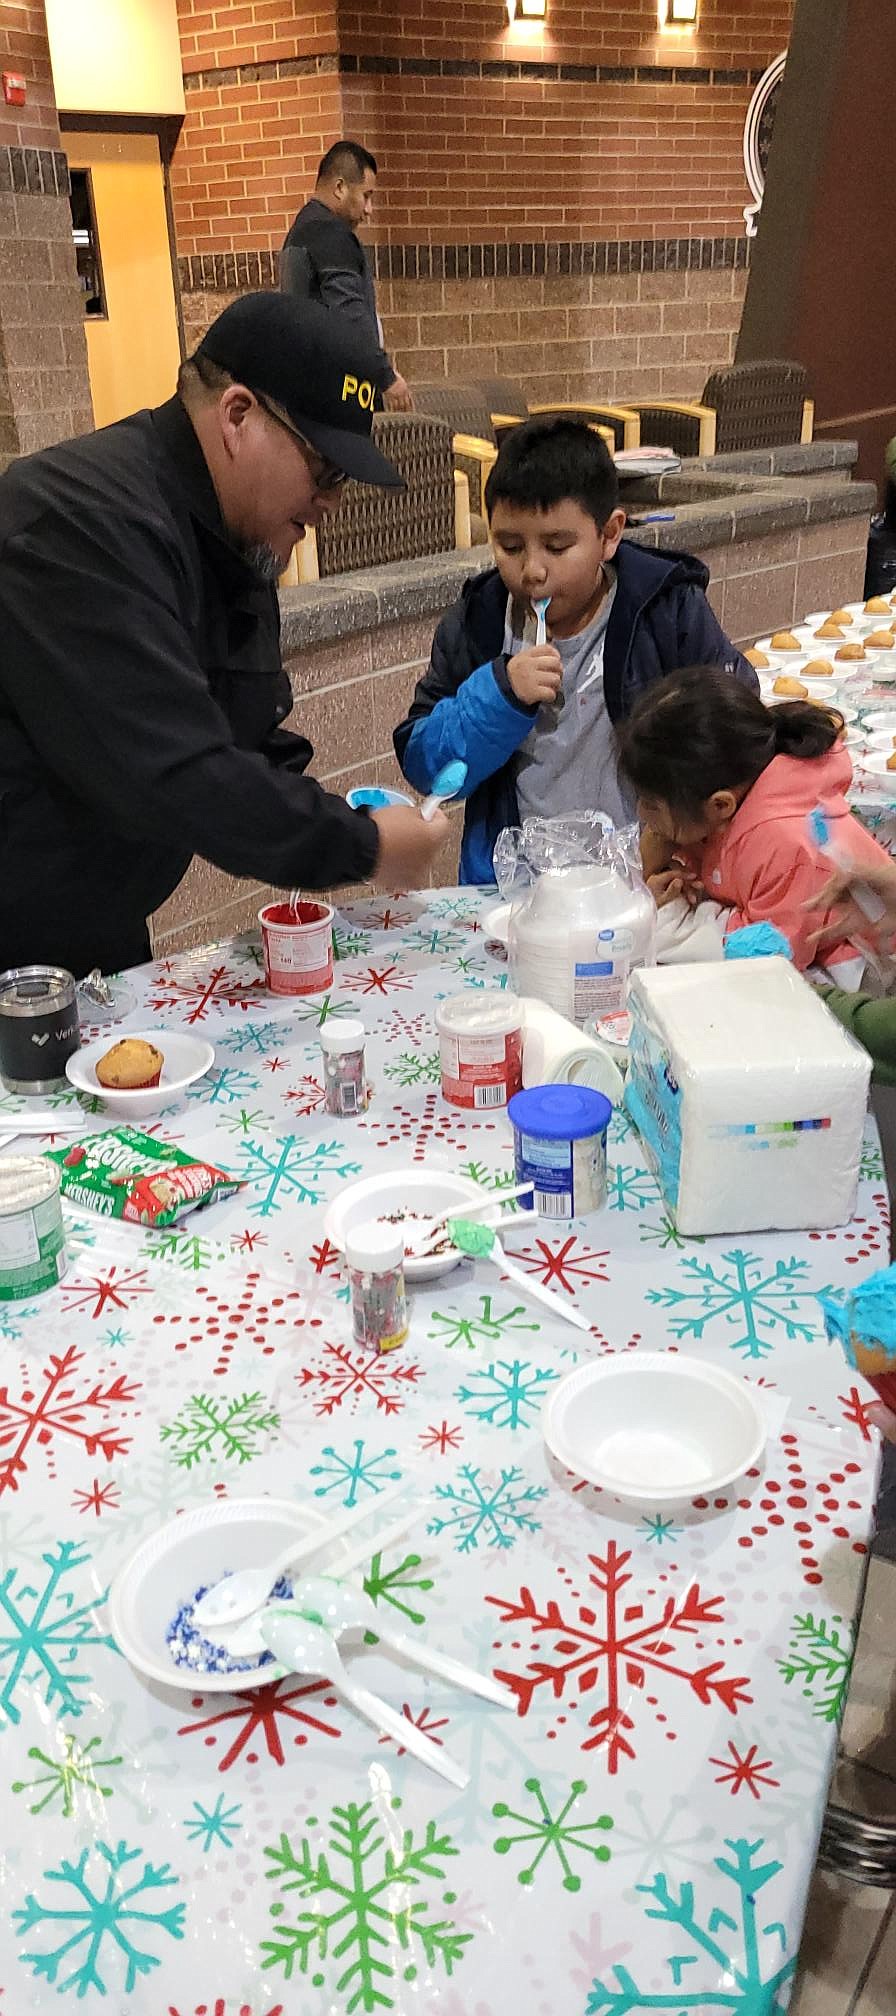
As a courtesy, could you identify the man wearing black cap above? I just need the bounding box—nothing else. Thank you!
[0,292,447,977]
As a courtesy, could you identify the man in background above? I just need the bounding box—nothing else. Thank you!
[281,141,412,413]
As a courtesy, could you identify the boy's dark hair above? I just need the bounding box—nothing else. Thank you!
[317,140,377,185]
[618,665,843,817]
[484,415,620,526]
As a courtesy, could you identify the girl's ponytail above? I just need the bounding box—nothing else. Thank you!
[771,701,843,758]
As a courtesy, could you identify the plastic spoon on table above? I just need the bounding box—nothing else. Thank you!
[259,1608,469,1789]
[192,1481,411,1632]
[279,1574,513,1708]
[420,759,468,822]
[402,1181,534,1256]
[447,1217,592,1333]
[209,1508,430,1658]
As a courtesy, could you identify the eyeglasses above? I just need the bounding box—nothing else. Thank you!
[254,392,347,493]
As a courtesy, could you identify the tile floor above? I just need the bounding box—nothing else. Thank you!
[790,1547,896,2014]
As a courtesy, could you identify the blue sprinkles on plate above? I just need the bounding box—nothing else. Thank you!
[166,1572,294,1675]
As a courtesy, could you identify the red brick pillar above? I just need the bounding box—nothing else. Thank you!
[0,1,93,456]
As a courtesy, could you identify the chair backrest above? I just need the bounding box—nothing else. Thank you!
[474,375,530,420]
[314,412,456,578]
[702,359,809,453]
[411,381,497,516]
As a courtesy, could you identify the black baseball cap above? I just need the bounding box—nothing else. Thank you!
[196,291,403,487]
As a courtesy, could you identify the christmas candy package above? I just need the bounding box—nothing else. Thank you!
[46,1126,243,1227]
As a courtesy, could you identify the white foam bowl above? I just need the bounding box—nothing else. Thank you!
[483,901,512,948]
[862,708,896,731]
[543,1353,766,1505]
[857,751,896,798]
[324,1165,500,1282]
[107,1496,348,1694]
[763,677,839,703]
[865,652,896,685]
[66,1029,214,1118]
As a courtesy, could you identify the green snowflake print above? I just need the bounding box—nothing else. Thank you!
[333,926,373,961]
[638,1213,705,1252]
[382,1049,441,1087]
[12,1733,123,1818]
[363,1548,435,1628]
[455,1358,559,1431]
[647,1249,827,1359]
[0,1539,115,1727]
[587,1834,795,2014]
[14,1837,185,1998]
[493,1775,613,1890]
[428,1464,547,1552]
[310,1439,403,1508]
[261,1797,472,2012]
[860,1137,884,1182]
[159,1391,279,1468]
[456,1160,520,1193]
[184,1793,243,1851]
[777,1612,854,1722]
[641,1513,683,1546]
[140,1228,227,1272]
[429,1295,540,1352]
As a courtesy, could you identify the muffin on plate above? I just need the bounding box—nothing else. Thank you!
[802,659,834,678]
[835,642,866,661]
[96,1038,164,1090]
[815,622,844,640]
[830,608,854,625]
[865,596,892,615]
[773,675,808,697]
[866,629,896,649]
[745,647,769,669]
[770,630,801,650]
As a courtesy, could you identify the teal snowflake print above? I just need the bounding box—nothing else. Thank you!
[363,1548,435,1628]
[0,1539,115,1727]
[234,1134,362,1215]
[777,1611,854,1723]
[310,1440,403,1508]
[641,1513,683,1546]
[14,1837,185,1998]
[382,1049,441,1087]
[221,1015,291,1056]
[159,1391,279,1468]
[647,1249,827,1359]
[606,1163,661,1212]
[184,1793,243,1851]
[428,1294,540,1352]
[428,1464,547,1552]
[455,1358,559,1431]
[12,1733,123,1817]
[401,926,466,956]
[587,1834,796,2014]
[493,1776,613,1890]
[187,1063,260,1106]
[261,1797,472,2012]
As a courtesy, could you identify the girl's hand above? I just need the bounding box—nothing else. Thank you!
[648,869,689,909]
[640,825,675,879]
[804,863,896,952]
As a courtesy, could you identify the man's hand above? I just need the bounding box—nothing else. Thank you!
[805,860,896,951]
[506,645,564,708]
[369,804,449,888]
[383,374,413,413]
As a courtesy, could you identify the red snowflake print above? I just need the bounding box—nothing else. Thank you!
[344,964,412,996]
[0,1346,139,1495]
[710,1739,779,1800]
[487,1541,751,1772]
[362,1094,484,1164]
[728,1430,870,1588]
[503,1233,611,1295]
[378,1704,450,1755]
[155,1269,306,1377]
[230,1228,267,1255]
[361,905,415,931]
[60,1265,153,1320]
[380,1009,432,1046]
[296,1341,423,1417]
[419,1420,464,1455]
[263,1055,288,1072]
[840,1386,876,1441]
[72,1476,122,1518]
[807,1206,886,1265]
[147,963,268,1025]
[168,2001,284,2015]
[178,1675,341,1772]
[308,1238,343,1276]
[283,1074,326,1118]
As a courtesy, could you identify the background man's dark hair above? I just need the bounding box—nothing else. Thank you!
[485,415,620,527]
[317,140,378,186]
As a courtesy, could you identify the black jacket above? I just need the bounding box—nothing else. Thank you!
[280,197,395,392]
[394,544,756,882]
[0,397,378,975]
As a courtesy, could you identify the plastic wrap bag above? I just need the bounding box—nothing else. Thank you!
[500,814,656,1025]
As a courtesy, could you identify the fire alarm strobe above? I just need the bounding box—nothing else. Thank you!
[2,73,26,107]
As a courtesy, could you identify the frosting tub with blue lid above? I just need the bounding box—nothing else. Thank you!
[508,1083,612,1220]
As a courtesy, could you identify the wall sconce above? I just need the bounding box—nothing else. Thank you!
[506,0,547,21]
[659,0,699,26]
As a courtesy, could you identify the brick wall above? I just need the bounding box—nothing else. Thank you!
[170,0,791,399]
[0,2,92,455]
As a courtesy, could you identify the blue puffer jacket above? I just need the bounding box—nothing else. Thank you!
[393,541,757,883]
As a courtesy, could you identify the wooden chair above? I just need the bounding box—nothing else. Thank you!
[617,360,814,459]
[473,374,641,450]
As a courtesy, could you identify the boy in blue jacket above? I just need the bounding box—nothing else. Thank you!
[393,417,757,884]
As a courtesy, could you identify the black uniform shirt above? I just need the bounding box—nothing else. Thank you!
[0,396,377,975]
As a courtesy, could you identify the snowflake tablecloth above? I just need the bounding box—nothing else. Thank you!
[0,888,887,2016]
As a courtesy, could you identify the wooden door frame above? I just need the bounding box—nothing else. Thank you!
[60,112,186,359]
